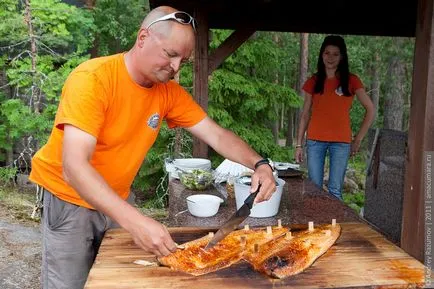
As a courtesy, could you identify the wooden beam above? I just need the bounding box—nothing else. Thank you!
[208,28,255,74]
[401,0,434,263]
[192,7,209,158]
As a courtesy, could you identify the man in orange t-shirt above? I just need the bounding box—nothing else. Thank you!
[30,6,276,289]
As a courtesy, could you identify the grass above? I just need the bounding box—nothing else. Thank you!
[0,183,169,224]
[0,185,39,223]
[342,152,368,215]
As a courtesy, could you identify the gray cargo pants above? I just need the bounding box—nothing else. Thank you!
[41,188,135,289]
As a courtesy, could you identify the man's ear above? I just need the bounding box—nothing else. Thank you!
[137,28,149,46]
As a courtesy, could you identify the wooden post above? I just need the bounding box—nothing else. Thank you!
[208,28,255,74]
[192,7,209,158]
[401,0,434,263]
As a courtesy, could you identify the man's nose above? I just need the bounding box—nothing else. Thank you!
[170,58,181,72]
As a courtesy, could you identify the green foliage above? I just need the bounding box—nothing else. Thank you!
[205,30,302,162]
[92,0,149,55]
[343,191,365,214]
[0,0,94,165]
[31,0,95,54]
[0,166,17,185]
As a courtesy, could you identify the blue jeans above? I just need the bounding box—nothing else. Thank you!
[306,139,351,200]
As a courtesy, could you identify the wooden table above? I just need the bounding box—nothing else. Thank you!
[85,222,427,288]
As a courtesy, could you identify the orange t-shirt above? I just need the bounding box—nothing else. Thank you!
[302,74,363,143]
[29,53,207,209]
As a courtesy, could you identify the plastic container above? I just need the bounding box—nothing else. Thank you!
[234,176,285,218]
[186,194,224,217]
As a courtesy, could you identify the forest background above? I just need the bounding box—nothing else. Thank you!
[0,0,415,215]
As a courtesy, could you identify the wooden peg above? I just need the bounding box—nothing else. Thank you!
[208,232,214,238]
[332,219,336,227]
[266,226,272,236]
[277,219,282,228]
[240,236,247,246]
[254,243,259,253]
[244,224,250,231]
[308,221,314,231]
[285,231,292,240]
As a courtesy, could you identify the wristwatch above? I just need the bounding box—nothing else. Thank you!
[254,158,273,171]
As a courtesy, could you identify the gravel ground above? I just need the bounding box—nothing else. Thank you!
[0,199,167,289]
[0,204,41,289]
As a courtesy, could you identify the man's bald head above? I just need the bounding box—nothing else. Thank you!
[141,6,194,39]
[125,6,196,87]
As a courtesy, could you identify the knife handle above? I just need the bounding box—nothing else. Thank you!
[244,183,262,209]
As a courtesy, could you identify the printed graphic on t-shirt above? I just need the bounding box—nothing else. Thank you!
[147,113,160,130]
[335,86,343,96]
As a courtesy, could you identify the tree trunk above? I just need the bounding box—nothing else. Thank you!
[84,0,97,7]
[383,50,405,130]
[297,33,309,93]
[24,0,40,114]
[271,33,280,144]
[286,107,293,147]
[371,52,381,124]
[287,33,309,147]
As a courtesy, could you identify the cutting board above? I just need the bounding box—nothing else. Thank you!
[85,222,427,289]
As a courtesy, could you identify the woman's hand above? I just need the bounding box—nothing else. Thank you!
[351,138,362,156]
[295,147,304,163]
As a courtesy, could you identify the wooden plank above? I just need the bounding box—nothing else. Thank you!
[402,0,434,263]
[208,28,255,74]
[85,223,427,289]
[192,6,209,158]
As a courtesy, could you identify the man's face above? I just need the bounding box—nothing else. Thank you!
[141,25,194,83]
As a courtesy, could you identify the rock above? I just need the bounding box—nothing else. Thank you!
[16,174,35,189]
[343,177,359,194]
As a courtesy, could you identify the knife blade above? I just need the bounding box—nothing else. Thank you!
[204,184,261,249]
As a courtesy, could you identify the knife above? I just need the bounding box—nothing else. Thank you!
[205,184,262,249]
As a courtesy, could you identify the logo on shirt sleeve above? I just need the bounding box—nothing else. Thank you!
[147,113,160,130]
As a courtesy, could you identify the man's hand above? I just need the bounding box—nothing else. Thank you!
[127,215,177,257]
[250,165,276,203]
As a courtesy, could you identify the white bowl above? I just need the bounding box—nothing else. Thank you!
[165,158,212,179]
[186,194,224,217]
[234,177,285,218]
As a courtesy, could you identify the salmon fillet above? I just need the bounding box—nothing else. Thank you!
[158,226,288,276]
[245,223,341,278]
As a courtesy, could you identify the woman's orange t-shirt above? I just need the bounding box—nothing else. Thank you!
[29,53,207,209]
[302,74,363,143]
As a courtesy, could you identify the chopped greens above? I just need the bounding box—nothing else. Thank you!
[180,169,213,190]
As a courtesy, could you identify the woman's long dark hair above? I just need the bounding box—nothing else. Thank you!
[313,35,351,96]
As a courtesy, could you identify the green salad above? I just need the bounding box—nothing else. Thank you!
[180,169,213,190]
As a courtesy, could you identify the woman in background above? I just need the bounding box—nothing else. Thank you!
[295,35,375,200]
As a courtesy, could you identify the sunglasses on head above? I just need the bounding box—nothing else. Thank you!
[146,11,197,32]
